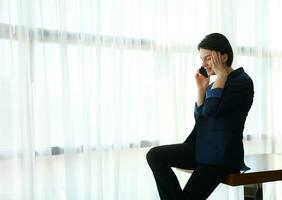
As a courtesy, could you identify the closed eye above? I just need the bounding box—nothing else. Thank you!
[201,55,212,62]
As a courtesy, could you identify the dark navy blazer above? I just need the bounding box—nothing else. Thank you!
[184,67,254,171]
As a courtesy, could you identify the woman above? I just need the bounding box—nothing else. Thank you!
[146,33,254,200]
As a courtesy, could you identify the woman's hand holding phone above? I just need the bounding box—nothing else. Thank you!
[195,67,210,91]
[199,66,208,78]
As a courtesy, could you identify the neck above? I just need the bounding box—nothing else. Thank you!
[225,67,234,75]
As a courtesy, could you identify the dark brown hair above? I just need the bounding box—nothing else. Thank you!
[198,33,233,67]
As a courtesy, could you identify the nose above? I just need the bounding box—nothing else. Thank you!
[202,60,208,68]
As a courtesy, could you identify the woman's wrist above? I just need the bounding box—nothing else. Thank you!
[216,69,228,79]
[197,88,206,94]
[212,75,227,89]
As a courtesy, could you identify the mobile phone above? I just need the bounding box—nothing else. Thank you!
[199,66,208,78]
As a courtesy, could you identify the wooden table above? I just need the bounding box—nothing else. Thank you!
[178,154,282,199]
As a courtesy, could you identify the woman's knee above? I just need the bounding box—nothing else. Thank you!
[146,146,161,164]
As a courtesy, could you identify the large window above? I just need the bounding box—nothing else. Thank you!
[1,0,282,156]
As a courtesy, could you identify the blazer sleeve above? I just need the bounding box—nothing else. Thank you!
[201,78,254,117]
[194,103,204,121]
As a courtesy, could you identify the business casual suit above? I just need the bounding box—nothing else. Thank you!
[185,67,254,170]
[147,67,254,200]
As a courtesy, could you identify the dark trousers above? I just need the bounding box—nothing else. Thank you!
[146,143,237,200]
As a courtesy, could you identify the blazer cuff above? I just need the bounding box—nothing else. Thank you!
[195,102,204,111]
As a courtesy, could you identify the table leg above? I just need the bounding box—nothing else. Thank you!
[244,183,262,200]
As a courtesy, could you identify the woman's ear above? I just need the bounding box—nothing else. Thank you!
[221,53,228,64]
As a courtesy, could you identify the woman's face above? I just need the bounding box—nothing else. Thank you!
[199,48,215,76]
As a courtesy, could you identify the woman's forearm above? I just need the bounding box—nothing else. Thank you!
[196,89,206,107]
[212,74,228,89]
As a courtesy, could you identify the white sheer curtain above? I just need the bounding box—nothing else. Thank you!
[1,0,282,199]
